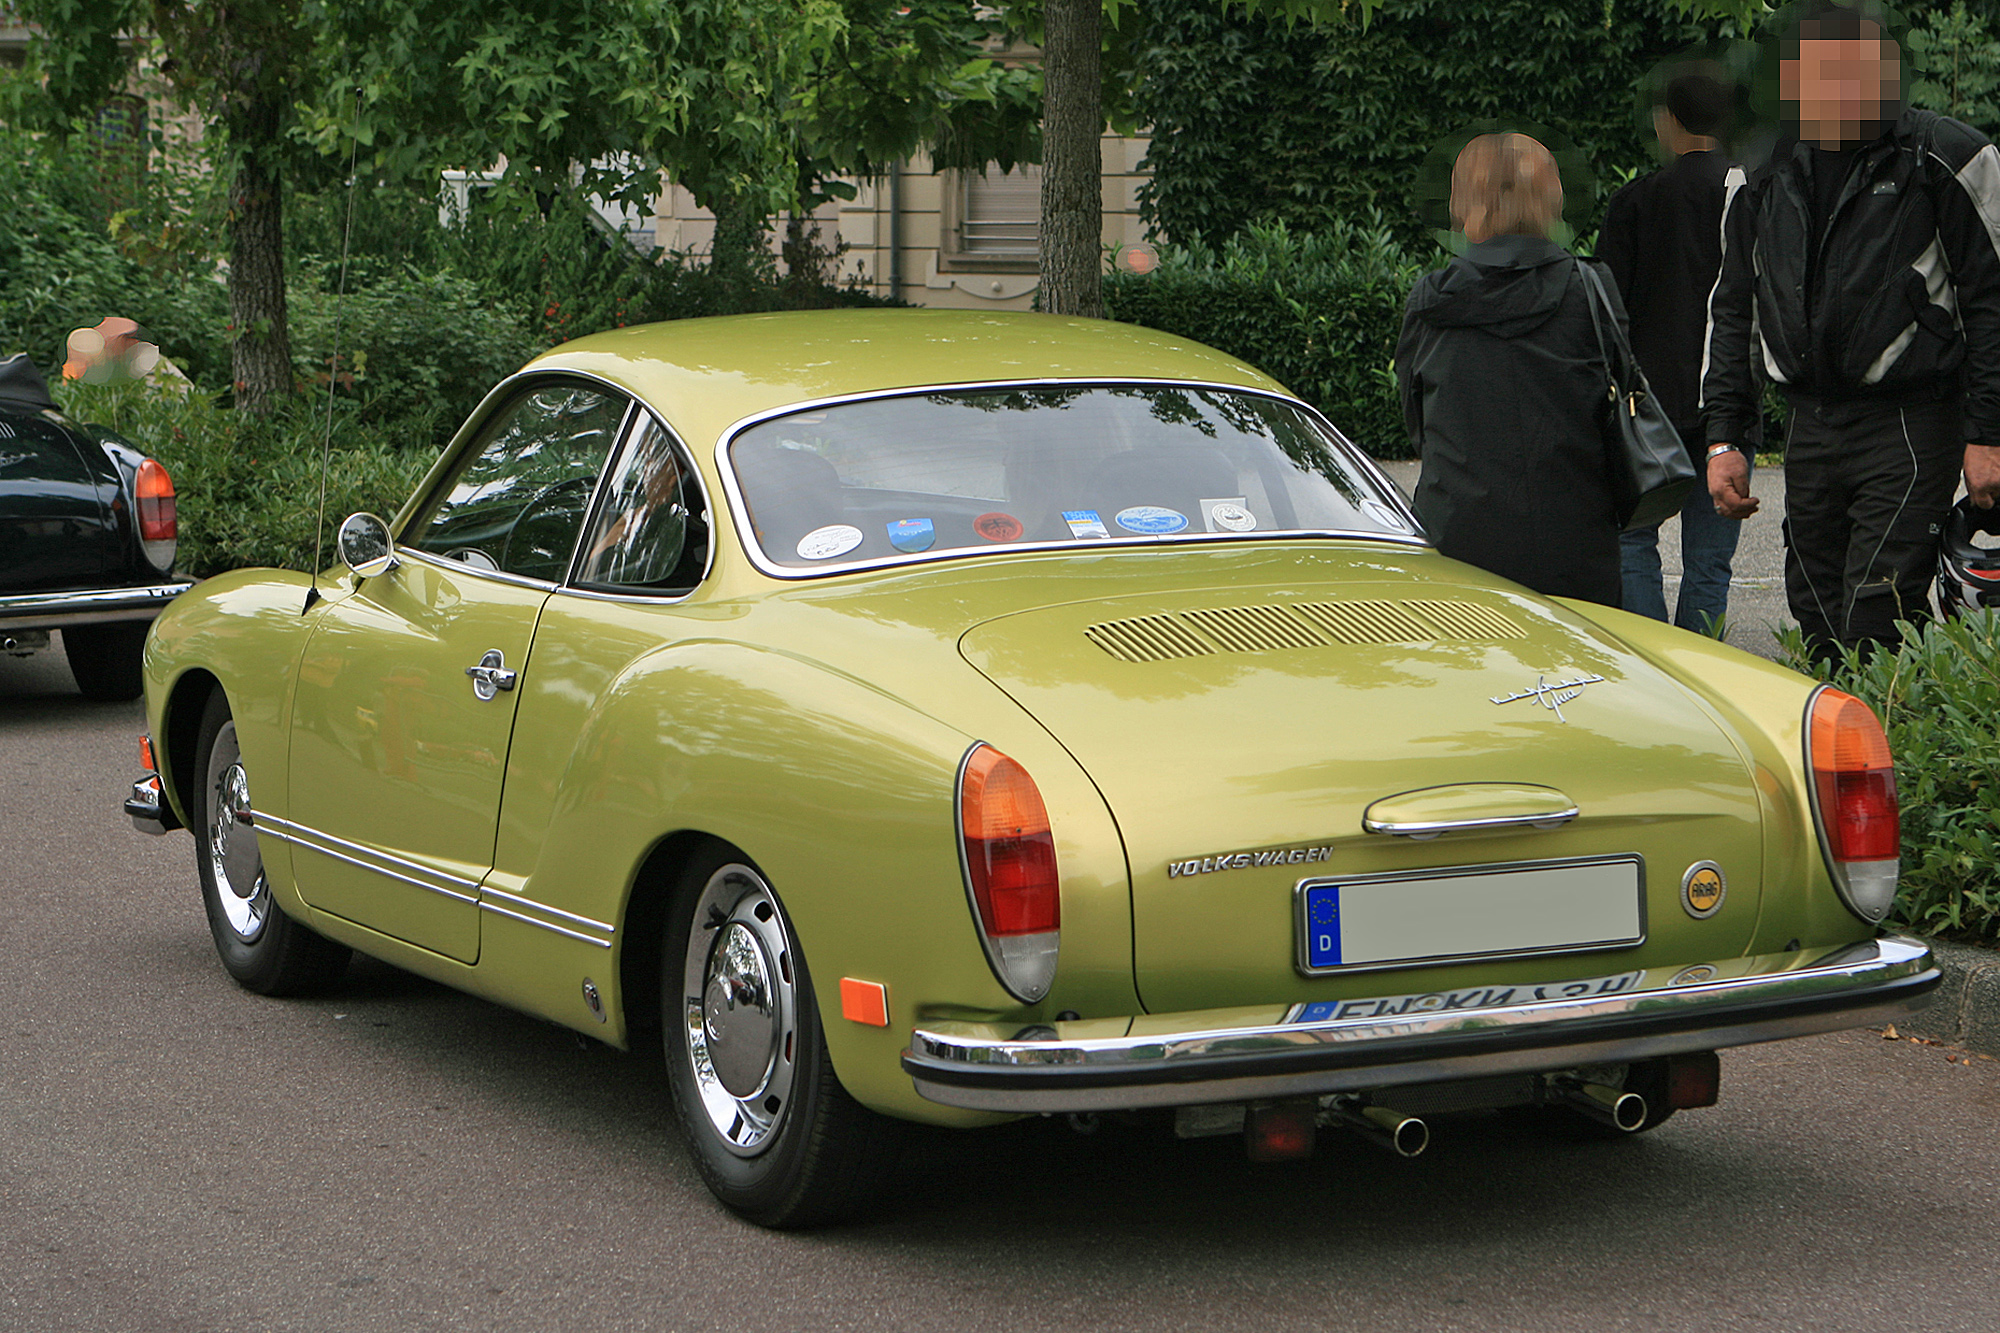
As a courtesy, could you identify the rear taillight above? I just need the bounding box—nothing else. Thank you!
[1806,687,1899,922]
[957,743,1059,1002]
[135,458,177,572]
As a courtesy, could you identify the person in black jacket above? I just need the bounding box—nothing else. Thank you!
[1397,131,1625,606]
[1701,2,2000,660]
[1600,64,1744,634]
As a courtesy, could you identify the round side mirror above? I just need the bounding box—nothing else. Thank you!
[337,512,399,579]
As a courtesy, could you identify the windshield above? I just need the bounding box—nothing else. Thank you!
[726,384,1416,572]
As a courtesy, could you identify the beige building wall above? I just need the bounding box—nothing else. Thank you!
[651,131,1153,310]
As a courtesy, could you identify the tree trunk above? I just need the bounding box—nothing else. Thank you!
[228,151,293,415]
[1040,0,1103,318]
[709,190,770,313]
[782,152,831,309]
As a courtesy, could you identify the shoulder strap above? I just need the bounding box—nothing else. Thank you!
[1572,259,1624,396]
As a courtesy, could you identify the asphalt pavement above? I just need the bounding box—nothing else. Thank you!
[6,642,2000,1332]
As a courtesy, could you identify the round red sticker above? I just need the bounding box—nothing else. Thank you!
[974,512,1024,542]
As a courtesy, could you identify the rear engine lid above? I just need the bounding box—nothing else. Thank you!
[958,565,1766,1014]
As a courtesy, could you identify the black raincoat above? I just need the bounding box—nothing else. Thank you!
[1395,235,1623,607]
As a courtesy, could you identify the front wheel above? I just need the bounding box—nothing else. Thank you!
[663,847,903,1228]
[194,691,351,995]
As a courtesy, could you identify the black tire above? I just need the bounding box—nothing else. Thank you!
[662,844,903,1228]
[63,622,148,701]
[193,691,351,995]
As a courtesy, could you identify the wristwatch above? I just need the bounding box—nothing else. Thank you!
[1705,443,1741,461]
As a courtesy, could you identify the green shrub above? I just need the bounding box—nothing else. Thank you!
[1779,615,2000,944]
[288,267,542,445]
[51,378,433,580]
[1106,219,1430,457]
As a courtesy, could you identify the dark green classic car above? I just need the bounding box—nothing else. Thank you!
[127,311,1936,1226]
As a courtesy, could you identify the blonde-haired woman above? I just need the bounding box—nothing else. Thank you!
[1395,132,1626,606]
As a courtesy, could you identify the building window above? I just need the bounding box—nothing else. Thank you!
[940,164,1041,271]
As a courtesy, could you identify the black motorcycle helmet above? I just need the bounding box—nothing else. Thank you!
[1937,496,2000,616]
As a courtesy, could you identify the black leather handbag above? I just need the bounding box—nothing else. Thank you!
[1575,260,1697,531]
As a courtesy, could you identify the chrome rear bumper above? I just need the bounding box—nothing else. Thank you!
[0,582,193,630]
[903,936,1939,1113]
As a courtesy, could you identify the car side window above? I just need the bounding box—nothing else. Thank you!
[409,383,628,582]
[574,415,709,594]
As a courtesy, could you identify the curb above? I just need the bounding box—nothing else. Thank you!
[1894,937,2000,1055]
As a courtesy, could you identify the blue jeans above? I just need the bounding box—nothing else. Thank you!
[1619,460,1747,634]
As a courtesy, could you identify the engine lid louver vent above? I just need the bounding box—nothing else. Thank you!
[1182,605,1327,653]
[1084,613,1217,663]
[1084,600,1527,662]
[1292,600,1432,644]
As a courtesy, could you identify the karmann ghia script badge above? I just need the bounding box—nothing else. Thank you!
[1490,673,1606,723]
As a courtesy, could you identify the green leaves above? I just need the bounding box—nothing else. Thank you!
[1104,217,1430,457]
[1785,614,2000,943]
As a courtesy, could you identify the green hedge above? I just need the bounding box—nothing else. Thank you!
[51,378,433,580]
[1782,614,2000,944]
[1106,220,1430,458]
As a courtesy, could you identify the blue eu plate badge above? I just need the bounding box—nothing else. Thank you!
[887,518,935,553]
[1304,885,1342,968]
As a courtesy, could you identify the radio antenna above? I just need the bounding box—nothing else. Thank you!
[306,103,362,614]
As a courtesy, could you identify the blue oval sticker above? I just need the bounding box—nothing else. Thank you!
[1115,505,1189,535]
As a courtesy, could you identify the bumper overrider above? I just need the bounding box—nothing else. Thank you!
[903,937,1939,1113]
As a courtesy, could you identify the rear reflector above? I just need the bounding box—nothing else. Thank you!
[135,458,177,571]
[957,744,1059,1002]
[1807,688,1899,922]
[1664,1051,1721,1109]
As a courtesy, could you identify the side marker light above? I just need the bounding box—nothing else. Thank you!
[840,977,888,1027]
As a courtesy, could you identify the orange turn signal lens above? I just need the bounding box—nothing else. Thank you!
[958,745,1059,937]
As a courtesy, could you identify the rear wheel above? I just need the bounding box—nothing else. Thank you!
[63,622,147,701]
[663,846,903,1228]
[194,691,351,995]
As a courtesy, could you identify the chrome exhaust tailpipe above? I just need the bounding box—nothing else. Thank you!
[1556,1080,1648,1132]
[1330,1100,1429,1158]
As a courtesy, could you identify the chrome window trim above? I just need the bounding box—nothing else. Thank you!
[255,814,482,905]
[709,377,1428,583]
[554,406,715,604]
[479,899,614,949]
[398,547,565,592]
[394,374,638,586]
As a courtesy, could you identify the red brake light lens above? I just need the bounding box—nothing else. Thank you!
[1807,688,1899,920]
[1810,689,1898,861]
[959,745,1059,936]
[135,459,176,543]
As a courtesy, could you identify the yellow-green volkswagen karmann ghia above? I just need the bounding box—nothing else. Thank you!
[126,310,1938,1227]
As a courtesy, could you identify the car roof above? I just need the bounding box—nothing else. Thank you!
[518,309,1289,448]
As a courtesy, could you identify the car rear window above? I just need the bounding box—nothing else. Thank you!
[726,384,1415,572]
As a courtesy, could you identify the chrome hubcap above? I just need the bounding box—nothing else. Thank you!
[683,864,797,1157]
[207,725,269,943]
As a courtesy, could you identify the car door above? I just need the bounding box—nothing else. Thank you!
[279,379,632,963]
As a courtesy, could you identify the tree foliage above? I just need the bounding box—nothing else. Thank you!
[1133,0,1747,247]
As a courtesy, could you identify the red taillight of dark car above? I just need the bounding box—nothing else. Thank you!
[135,458,177,571]
[1807,687,1899,921]
[957,743,1059,1001]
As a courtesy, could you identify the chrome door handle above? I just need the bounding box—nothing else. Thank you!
[465,649,517,701]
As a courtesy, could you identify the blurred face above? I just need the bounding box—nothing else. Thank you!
[1782,28,1900,148]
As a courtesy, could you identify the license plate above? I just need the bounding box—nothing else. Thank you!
[1294,854,1644,976]
[1287,967,1648,1023]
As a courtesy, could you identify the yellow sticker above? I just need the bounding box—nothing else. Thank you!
[1682,862,1726,918]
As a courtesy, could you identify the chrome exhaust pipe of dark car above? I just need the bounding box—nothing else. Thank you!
[1555,1079,1648,1132]
[1329,1100,1429,1157]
